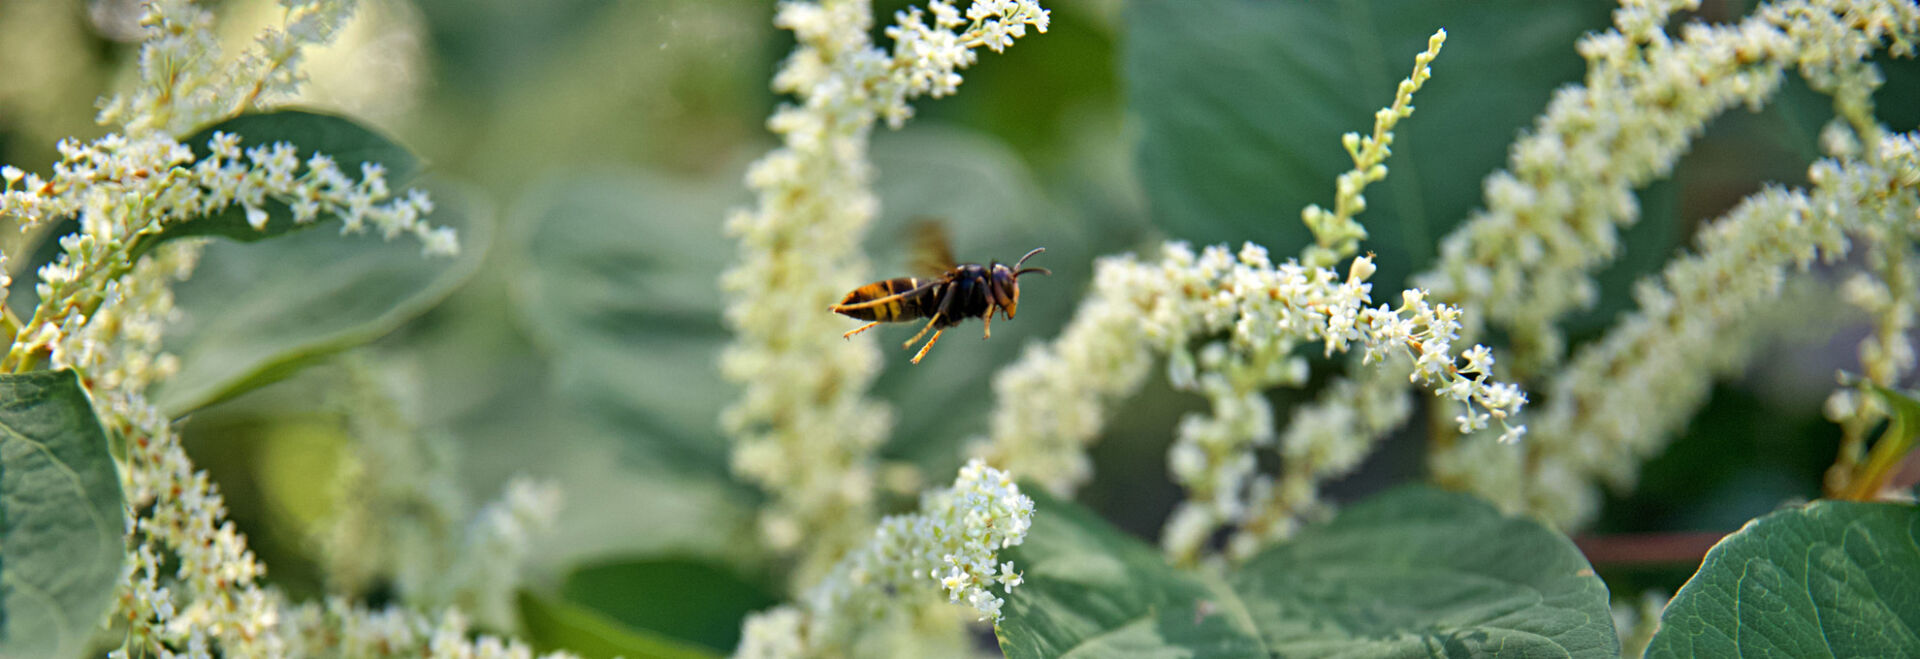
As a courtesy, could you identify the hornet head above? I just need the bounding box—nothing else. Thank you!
[988,247,1050,319]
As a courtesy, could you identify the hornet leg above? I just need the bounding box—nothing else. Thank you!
[911,329,946,364]
[903,313,941,349]
[982,304,994,339]
[842,321,881,339]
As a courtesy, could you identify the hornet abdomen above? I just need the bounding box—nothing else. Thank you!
[832,277,938,322]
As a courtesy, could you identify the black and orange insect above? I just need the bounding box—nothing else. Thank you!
[831,222,1050,364]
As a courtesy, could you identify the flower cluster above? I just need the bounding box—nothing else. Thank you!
[1413,0,1803,374]
[1220,29,1445,553]
[0,0,564,656]
[1300,29,1445,269]
[116,328,283,655]
[0,127,448,387]
[1451,132,1920,525]
[735,460,1034,657]
[720,0,1047,582]
[1232,358,1412,556]
[978,29,1465,562]
[99,0,359,138]
[1422,0,1920,527]
[981,242,1526,561]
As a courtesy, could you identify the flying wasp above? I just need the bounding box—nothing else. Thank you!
[831,222,1050,364]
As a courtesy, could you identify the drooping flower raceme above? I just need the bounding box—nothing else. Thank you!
[977,29,1465,563]
[4,127,448,656]
[735,460,1034,658]
[980,243,1526,561]
[1444,131,1920,526]
[1200,29,1442,559]
[1421,0,1920,527]
[1416,0,1793,374]
[720,0,1048,583]
[0,0,566,656]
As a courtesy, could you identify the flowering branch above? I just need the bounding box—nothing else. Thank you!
[975,28,1519,563]
[0,1,563,656]
[978,242,1527,562]
[1300,29,1446,269]
[720,0,1048,583]
[1422,0,1920,527]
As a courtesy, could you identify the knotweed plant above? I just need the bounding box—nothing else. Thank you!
[1,1,557,657]
[4,0,1919,657]
[726,0,1920,655]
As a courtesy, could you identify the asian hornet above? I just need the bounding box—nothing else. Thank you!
[831,222,1050,364]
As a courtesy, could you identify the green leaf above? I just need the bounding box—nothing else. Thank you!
[995,487,1269,658]
[558,558,779,653]
[0,370,124,659]
[1646,500,1920,658]
[150,182,489,416]
[1234,487,1619,658]
[997,487,1619,658]
[518,590,721,659]
[510,167,740,473]
[138,110,423,252]
[1126,1,1614,293]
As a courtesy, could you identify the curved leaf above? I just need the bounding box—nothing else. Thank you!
[1234,487,1619,658]
[151,182,490,416]
[1646,500,1920,658]
[558,557,778,653]
[518,590,720,659]
[995,487,1270,658]
[0,370,123,659]
[510,167,740,472]
[1126,1,1614,292]
[997,487,1619,658]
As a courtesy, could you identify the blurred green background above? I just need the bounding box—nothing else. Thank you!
[3,0,1917,655]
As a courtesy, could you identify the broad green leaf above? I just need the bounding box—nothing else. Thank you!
[518,590,721,659]
[0,370,124,659]
[510,167,740,472]
[558,558,778,653]
[1126,1,1613,292]
[997,487,1619,658]
[1234,487,1619,658]
[150,182,489,416]
[995,487,1269,658]
[1646,500,1920,658]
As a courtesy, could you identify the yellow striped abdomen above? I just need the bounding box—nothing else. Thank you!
[832,277,933,322]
